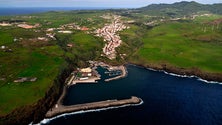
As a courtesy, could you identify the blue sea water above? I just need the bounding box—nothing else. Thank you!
[0,7,111,16]
[41,65,222,125]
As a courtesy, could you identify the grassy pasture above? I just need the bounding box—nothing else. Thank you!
[131,18,222,73]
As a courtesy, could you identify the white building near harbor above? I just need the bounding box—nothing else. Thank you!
[80,67,92,73]
[79,77,89,80]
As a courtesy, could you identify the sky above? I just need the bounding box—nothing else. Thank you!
[0,0,221,8]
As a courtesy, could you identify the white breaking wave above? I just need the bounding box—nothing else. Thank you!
[35,99,144,125]
[146,67,222,84]
[146,67,158,72]
[163,71,195,78]
[197,78,222,84]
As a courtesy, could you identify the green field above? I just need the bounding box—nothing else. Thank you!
[0,52,64,114]
[0,11,105,115]
[130,17,222,73]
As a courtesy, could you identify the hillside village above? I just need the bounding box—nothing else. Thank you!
[95,15,129,59]
[0,14,129,83]
[0,14,130,60]
[0,11,222,83]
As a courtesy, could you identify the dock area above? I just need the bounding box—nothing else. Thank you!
[105,65,127,82]
[45,96,142,118]
[72,77,100,85]
[45,61,134,119]
[67,66,101,86]
[89,61,128,82]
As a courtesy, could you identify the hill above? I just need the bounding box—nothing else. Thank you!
[137,1,222,17]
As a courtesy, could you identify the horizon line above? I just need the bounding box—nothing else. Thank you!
[0,1,221,9]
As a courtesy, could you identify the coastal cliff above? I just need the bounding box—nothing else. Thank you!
[0,61,221,125]
[0,67,72,125]
[132,62,222,82]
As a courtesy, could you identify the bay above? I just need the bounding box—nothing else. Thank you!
[42,65,222,125]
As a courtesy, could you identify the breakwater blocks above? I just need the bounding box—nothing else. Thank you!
[45,96,142,118]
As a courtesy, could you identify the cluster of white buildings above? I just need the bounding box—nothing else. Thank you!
[60,23,81,30]
[46,23,89,35]
[0,21,40,29]
[0,22,12,26]
[59,23,89,31]
[17,23,40,29]
[95,15,128,59]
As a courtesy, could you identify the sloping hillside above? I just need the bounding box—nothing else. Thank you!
[138,1,222,17]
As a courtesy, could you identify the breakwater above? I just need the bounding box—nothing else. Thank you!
[105,65,127,82]
[40,64,222,125]
[89,61,127,82]
[45,96,142,118]
[44,62,140,119]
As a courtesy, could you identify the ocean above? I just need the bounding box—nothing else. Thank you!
[40,65,222,125]
[0,7,113,16]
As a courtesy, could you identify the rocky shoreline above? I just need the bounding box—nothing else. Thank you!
[130,62,222,83]
[1,62,221,125]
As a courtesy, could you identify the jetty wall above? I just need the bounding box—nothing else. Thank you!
[105,65,127,82]
[45,96,141,118]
